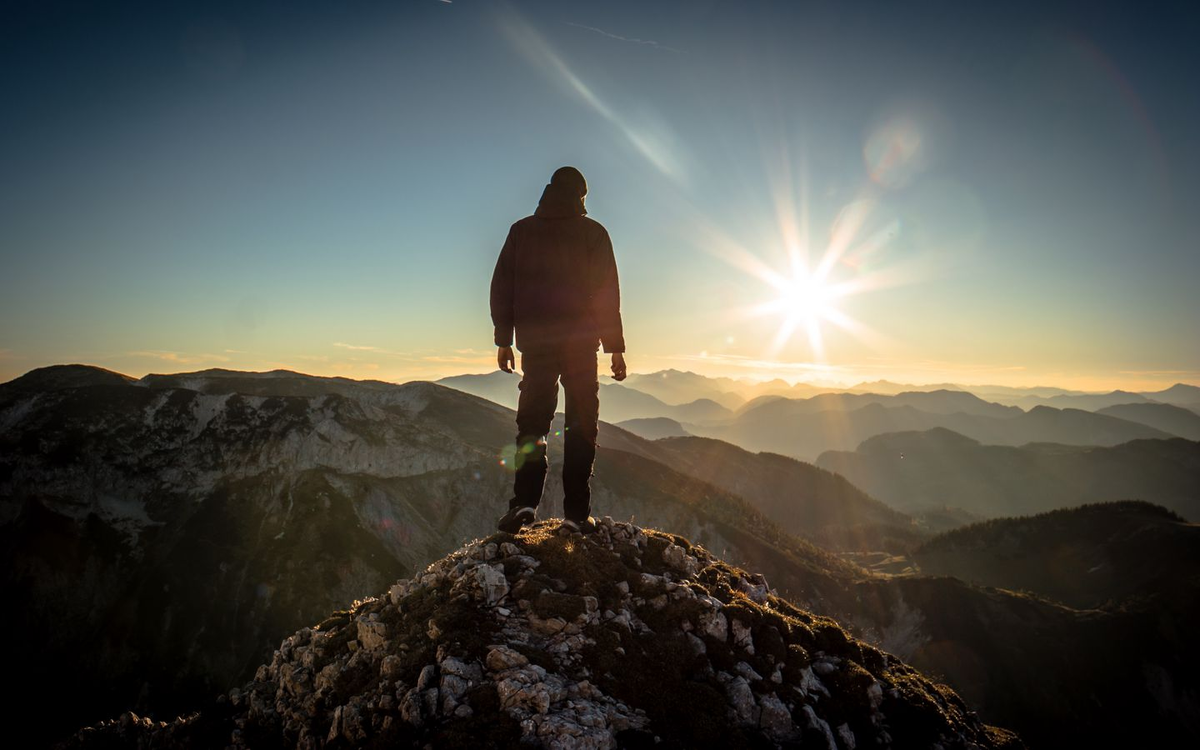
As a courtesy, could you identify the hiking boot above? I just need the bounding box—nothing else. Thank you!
[560,516,597,535]
[498,505,536,534]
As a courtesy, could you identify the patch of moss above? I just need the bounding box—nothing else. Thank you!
[534,591,588,621]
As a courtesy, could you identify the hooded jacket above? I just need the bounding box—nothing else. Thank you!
[490,182,625,354]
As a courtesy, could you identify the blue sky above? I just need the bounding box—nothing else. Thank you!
[2,0,1197,389]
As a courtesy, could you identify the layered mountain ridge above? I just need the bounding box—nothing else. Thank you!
[6,365,1199,748]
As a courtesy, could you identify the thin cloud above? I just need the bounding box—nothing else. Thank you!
[333,342,386,352]
[420,353,494,365]
[564,21,682,54]
[1118,369,1199,376]
[128,350,231,365]
[500,13,689,182]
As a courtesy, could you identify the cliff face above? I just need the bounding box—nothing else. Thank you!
[70,519,1021,750]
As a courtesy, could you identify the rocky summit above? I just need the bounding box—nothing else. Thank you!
[69,518,1020,749]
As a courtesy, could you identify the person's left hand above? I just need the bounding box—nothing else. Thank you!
[611,352,627,381]
[497,346,515,373]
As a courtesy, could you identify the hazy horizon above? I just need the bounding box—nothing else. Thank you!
[3,1,1199,393]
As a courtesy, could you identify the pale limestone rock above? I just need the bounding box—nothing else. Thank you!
[698,610,728,641]
[487,645,530,671]
[476,563,510,605]
[355,615,387,651]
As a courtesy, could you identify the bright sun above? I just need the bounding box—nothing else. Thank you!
[777,270,840,324]
[755,262,850,358]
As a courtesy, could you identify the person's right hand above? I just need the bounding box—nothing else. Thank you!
[611,352,627,381]
[497,346,516,373]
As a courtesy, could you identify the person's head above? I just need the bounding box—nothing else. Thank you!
[550,166,587,199]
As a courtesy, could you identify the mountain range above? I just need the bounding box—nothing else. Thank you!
[439,371,1199,462]
[817,428,1200,519]
[4,364,1199,748]
[0,365,862,743]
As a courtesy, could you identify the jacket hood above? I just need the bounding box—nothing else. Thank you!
[535,182,587,218]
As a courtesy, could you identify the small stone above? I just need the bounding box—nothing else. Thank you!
[531,616,568,635]
[427,619,442,641]
[356,616,388,651]
[475,563,510,606]
[499,542,523,556]
[417,664,438,691]
[399,689,423,726]
[725,676,758,724]
[735,661,762,682]
[698,611,728,641]
[441,674,468,713]
[797,666,829,698]
[837,723,857,750]
[866,681,883,709]
[812,659,839,676]
[802,705,838,750]
[758,691,795,739]
[731,618,755,654]
[440,656,483,682]
[389,580,410,606]
[486,646,529,671]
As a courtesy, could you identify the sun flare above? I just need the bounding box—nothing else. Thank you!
[773,269,841,326]
[749,258,854,359]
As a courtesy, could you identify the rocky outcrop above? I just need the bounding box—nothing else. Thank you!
[70,519,1021,749]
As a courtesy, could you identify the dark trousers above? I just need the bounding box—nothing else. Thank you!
[511,348,599,521]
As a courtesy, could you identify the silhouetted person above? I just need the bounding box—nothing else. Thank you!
[491,166,626,535]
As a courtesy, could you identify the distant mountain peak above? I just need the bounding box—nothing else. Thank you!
[71,520,1019,749]
[1,363,135,392]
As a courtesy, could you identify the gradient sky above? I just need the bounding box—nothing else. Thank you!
[2,0,1198,390]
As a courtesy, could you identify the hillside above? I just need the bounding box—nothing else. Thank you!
[816,428,1200,519]
[638,437,924,554]
[612,416,690,440]
[913,501,1200,609]
[1097,402,1200,441]
[69,520,1021,750]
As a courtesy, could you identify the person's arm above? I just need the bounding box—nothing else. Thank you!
[591,228,624,354]
[490,227,517,372]
[591,227,627,380]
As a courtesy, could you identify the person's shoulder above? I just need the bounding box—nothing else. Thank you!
[510,215,539,230]
[580,216,611,237]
